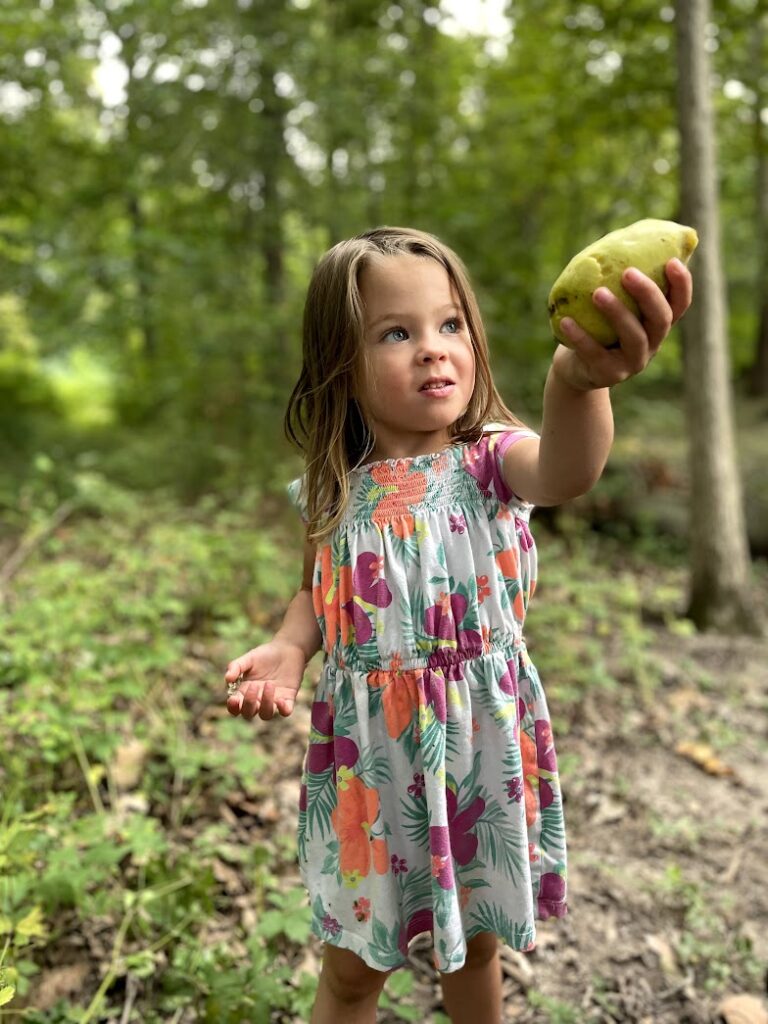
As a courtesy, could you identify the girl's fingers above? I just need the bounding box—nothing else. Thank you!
[226,691,245,716]
[258,682,276,721]
[225,657,250,682]
[619,268,672,351]
[664,258,693,324]
[238,680,263,719]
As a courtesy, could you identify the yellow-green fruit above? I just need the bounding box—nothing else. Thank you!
[547,218,698,347]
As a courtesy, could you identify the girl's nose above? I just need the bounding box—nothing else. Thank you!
[417,333,448,363]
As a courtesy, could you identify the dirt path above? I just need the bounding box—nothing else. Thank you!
[262,628,768,1023]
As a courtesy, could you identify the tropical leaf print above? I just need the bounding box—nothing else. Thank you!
[306,766,336,840]
[432,880,455,929]
[400,796,430,850]
[400,588,427,651]
[475,795,527,882]
[539,793,566,853]
[468,902,534,950]
[455,749,483,808]
[368,915,404,969]
[367,682,383,718]
[435,938,468,971]
[400,865,432,921]
[321,839,341,880]
[390,530,420,565]
[418,704,446,774]
[503,735,523,784]
[357,744,393,787]
[352,629,381,669]
[521,660,544,702]
[400,716,422,765]
[445,715,461,759]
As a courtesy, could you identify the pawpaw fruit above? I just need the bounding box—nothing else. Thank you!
[548,218,698,347]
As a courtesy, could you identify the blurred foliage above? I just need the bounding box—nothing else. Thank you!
[0,0,765,497]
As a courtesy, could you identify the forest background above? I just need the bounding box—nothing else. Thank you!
[1,0,767,1022]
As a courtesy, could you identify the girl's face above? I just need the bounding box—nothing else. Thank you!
[357,254,476,460]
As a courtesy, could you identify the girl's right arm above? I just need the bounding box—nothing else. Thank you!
[224,540,322,721]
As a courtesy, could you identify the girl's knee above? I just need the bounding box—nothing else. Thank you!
[463,932,499,969]
[322,945,390,1003]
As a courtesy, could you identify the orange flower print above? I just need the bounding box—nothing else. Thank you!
[353,897,371,923]
[316,544,354,652]
[521,730,539,827]
[369,462,427,527]
[367,670,422,740]
[331,776,389,883]
[528,842,539,863]
[496,547,524,619]
[481,625,493,653]
[476,574,491,604]
[389,653,403,674]
[392,516,415,539]
[431,853,449,879]
[495,547,519,579]
[459,885,472,910]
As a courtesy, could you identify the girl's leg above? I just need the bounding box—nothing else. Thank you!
[310,944,390,1024]
[438,932,502,1024]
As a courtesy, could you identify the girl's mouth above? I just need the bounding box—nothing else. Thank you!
[419,379,455,398]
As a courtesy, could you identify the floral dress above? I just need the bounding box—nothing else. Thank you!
[287,426,567,974]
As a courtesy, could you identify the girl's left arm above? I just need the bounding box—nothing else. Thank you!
[505,258,693,507]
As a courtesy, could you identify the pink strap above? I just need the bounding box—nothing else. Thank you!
[494,430,538,504]
[495,429,538,460]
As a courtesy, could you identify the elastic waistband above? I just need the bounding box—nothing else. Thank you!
[325,633,525,675]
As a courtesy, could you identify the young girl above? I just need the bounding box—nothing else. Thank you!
[225,226,692,1024]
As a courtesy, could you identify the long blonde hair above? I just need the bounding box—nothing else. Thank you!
[284,226,524,542]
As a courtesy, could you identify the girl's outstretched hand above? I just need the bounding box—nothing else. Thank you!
[224,639,306,720]
[552,257,693,392]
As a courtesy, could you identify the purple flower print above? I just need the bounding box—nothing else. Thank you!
[352,551,393,608]
[505,777,523,803]
[321,913,342,937]
[449,513,466,534]
[538,872,567,918]
[428,787,486,890]
[344,551,393,646]
[535,719,557,774]
[498,656,518,698]
[306,701,358,775]
[398,908,434,956]
[407,773,425,799]
[299,782,308,811]
[421,671,447,724]
[424,591,481,652]
[446,786,486,865]
[515,515,534,551]
[307,701,334,773]
[390,854,408,875]
[462,436,509,502]
[428,827,454,890]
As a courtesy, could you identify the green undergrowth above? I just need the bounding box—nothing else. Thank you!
[0,473,690,1020]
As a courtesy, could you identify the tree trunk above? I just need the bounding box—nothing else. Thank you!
[675,0,762,632]
[747,10,768,396]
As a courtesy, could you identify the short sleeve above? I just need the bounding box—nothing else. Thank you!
[488,427,539,505]
[286,476,308,524]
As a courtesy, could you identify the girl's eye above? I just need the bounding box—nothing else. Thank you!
[442,317,463,334]
[382,327,408,343]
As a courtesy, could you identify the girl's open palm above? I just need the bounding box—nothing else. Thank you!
[224,639,306,720]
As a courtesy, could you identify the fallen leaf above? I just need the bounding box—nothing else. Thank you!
[675,741,736,778]
[644,933,681,977]
[716,994,768,1024]
[111,739,149,789]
